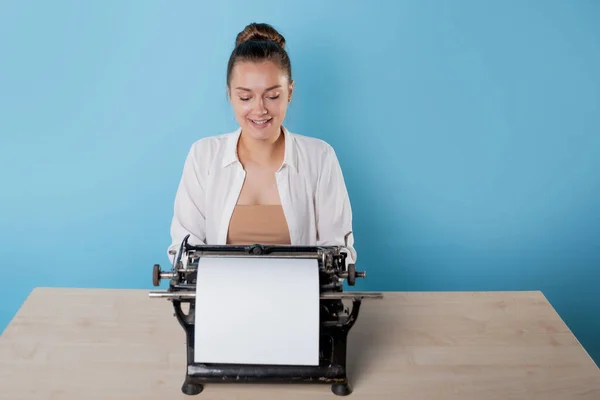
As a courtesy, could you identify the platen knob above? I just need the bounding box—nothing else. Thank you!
[152,264,161,287]
[348,264,356,286]
[347,264,366,286]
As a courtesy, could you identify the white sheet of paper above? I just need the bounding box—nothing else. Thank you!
[193,256,320,366]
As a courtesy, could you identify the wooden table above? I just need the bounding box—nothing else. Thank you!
[0,288,598,399]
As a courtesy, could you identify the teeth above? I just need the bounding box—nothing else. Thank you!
[252,119,270,125]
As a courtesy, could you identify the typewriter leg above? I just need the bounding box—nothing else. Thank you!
[331,382,352,396]
[173,299,204,396]
[182,379,203,396]
[327,298,361,396]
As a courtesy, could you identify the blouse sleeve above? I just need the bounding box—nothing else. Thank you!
[168,141,207,263]
[315,144,357,265]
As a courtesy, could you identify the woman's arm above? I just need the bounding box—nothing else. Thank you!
[315,144,357,265]
[168,141,208,263]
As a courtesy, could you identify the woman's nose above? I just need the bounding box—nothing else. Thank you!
[254,100,267,114]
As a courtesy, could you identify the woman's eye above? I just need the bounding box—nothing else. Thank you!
[268,94,280,100]
[239,98,250,101]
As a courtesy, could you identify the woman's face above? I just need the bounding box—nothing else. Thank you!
[228,60,293,142]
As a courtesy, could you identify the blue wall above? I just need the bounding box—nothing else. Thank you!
[1,1,598,365]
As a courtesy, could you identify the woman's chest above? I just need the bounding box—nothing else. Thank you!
[204,166,316,239]
[236,166,281,206]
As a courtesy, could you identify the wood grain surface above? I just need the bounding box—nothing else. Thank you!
[0,287,598,399]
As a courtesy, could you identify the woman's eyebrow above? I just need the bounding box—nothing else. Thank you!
[235,84,282,92]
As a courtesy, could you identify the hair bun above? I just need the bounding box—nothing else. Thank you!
[235,23,286,48]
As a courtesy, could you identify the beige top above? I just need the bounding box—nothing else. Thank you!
[227,204,291,245]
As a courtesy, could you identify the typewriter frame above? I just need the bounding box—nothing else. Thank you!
[150,234,382,396]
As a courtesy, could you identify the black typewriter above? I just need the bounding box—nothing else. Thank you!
[150,234,382,396]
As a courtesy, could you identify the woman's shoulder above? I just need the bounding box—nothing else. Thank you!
[189,129,239,152]
[286,129,343,181]
[287,129,336,158]
[184,129,241,162]
[181,129,241,173]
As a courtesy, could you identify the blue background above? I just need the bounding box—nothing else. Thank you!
[1,1,598,366]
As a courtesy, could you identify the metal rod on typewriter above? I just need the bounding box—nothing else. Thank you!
[148,291,383,300]
[188,254,322,259]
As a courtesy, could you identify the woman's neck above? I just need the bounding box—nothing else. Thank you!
[238,128,285,168]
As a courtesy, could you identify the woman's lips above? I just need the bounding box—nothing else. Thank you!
[249,117,272,129]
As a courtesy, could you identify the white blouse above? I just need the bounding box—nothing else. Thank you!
[168,126,356,266]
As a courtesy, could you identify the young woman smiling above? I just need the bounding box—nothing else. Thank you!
[168,22,356,266]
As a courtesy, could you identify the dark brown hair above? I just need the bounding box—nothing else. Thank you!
[226,23,292,87]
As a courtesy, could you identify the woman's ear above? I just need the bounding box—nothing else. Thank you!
[288,80,294,103]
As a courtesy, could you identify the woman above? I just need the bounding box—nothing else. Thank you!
[168,22,356,266]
